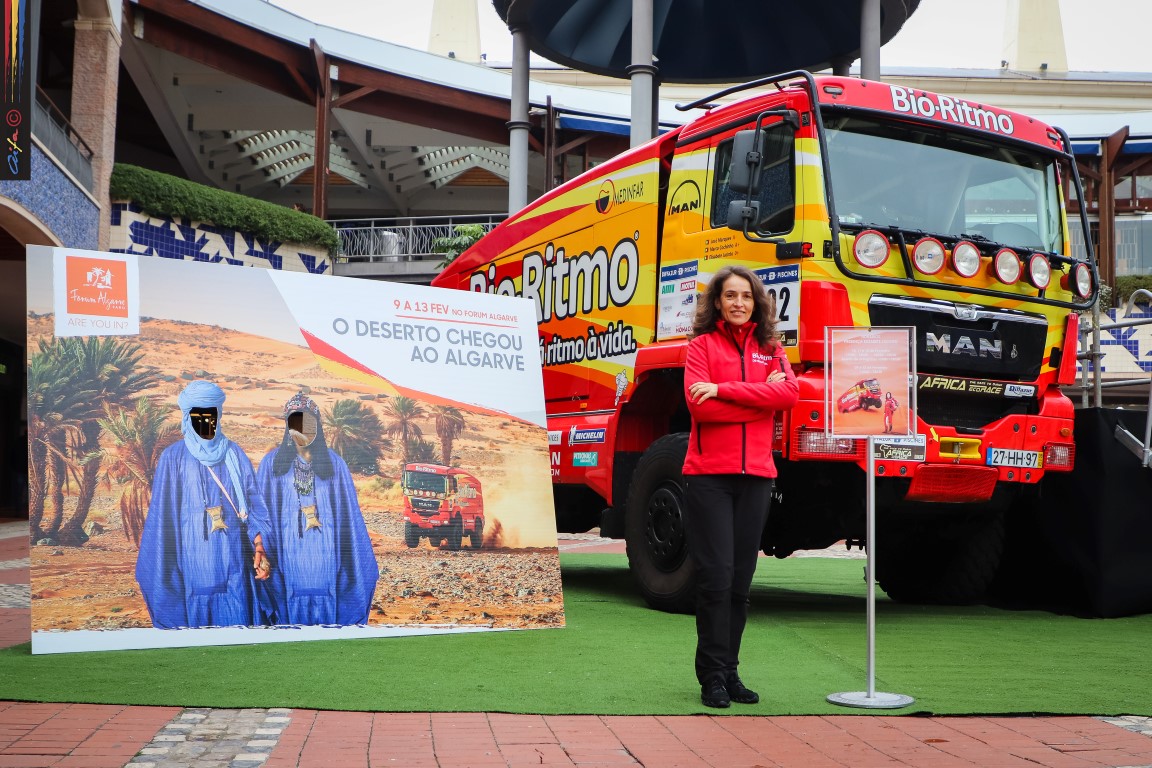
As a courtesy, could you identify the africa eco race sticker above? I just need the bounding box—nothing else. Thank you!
[873,435,927,462]
[53,250,140,337]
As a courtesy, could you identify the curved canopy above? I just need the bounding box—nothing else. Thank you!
[493,0,921,84]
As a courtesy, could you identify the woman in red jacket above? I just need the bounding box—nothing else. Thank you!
[684,265,799,708]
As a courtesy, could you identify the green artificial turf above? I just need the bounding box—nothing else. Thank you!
[2,553,1149,716]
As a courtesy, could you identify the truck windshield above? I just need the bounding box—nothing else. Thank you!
[824,113,1064,254]
[404,471,447,494]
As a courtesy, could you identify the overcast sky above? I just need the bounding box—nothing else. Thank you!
[267,0,1150,73]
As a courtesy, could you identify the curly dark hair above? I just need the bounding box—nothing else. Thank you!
[691,265,779,350]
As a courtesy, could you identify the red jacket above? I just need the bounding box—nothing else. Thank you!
[683,321,799,478]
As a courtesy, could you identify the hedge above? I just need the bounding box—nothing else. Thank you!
[109,164,340,255]
[1114,274,1152,309]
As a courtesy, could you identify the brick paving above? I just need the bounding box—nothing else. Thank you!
[3,521,1151,768]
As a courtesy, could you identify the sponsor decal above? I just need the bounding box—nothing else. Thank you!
[569,426,606,444]
[874,435,927,462]
[572,451,599,467]
[1004,383,1036,398]
[890,85,1015,136]
[596,180,615,213]
[659,261,698,281]
[668,180,702,215]
[595,178,645,214]
[680,279,696,292]
[547,430,563,445]
[918,375,1010,396]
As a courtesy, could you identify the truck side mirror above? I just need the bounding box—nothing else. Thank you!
[727,199,761,230]
[728,129,762,195]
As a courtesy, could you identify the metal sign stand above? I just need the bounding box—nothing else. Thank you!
[827,434,914,709]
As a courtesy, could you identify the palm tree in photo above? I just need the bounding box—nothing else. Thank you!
[431,404,466,466]
[99,397,179,549]
[323,398,388,474]
[26,341,93,541]
[406,437,437,464]
[59,336,159,545]
[381,395,426,464]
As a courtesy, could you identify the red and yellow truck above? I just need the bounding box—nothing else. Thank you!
[401,463,485,550]
[434,72,1097,610]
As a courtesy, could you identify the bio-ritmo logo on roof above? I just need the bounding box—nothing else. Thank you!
[66,256,129,317]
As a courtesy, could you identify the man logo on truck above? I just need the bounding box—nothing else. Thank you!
[669,181,702,215]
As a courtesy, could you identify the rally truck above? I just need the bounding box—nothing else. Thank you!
[433,71,1098,610]
[401,463,485,550]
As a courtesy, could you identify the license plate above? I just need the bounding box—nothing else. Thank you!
[986,448,1042,468]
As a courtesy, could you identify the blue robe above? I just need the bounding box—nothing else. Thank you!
[135,441,272,629]
[256,449,379,626]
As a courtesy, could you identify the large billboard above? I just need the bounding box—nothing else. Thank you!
[26,246,561,653]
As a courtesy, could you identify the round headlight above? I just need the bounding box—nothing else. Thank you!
[992,248,1021,284]
[912,237,946,275]
[1070,263,1092,299]
[951,241,982,278]
[1027,254,1051,290]
[853,230,889,268]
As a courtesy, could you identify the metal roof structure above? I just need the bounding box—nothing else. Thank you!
[492,0,922,84]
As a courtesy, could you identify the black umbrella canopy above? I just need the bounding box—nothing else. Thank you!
[493,0,921,84]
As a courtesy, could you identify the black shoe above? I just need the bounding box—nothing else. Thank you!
[701,678,731,708]
[725,674,759,704]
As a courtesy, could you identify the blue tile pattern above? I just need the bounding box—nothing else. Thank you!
[110,202,330,274]
[0,144,98,249]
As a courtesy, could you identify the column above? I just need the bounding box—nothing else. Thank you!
[71,10,121,250]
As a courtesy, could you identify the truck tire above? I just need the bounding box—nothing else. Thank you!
[625,433,696,614]
[875,510,1005,604]
[469,519,484,549]
[445,517,463,551]
[404,521,420,548]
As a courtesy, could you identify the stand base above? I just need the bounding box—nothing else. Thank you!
[827,691,915,709]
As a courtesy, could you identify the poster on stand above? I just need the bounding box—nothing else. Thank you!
[26,246,561,654]
[825,326,916,440]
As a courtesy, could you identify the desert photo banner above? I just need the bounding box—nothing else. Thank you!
[27,246,562,654]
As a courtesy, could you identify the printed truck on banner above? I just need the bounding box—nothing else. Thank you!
[25,246,563,655]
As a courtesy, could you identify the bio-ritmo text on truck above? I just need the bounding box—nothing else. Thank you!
[433,72,1098,611]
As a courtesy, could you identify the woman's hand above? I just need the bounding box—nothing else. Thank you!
[688,381,719,404]
[766,371,787,383]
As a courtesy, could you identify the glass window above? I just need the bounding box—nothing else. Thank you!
[824,113,1065,254]
[712,123,795,232]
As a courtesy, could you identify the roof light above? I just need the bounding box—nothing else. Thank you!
[912,237,946,275]
[853,230,889,269]
[1027,254,1051,290]
[951,241,981,278]
[1061,262,1092,299]
[992,248,1021,285]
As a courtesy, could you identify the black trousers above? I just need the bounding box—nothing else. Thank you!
[684,473,774,685]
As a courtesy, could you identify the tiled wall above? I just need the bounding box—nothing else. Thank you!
[1088,306,1152,375]
[0,144,99,249]
[109,202,331,274]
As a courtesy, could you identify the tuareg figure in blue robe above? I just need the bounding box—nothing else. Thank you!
[256,392,379,626]
[135,380,273,629]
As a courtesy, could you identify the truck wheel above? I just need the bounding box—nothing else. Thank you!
[404,522,420,548]
[469,519,484,549]
[445,518,463,551]
[875,510,1005,604]
[625,433,696,614]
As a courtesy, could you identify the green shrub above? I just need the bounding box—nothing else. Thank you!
[431,224,487,268]
[1114,274,1152,309]
[110,164,340,255]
